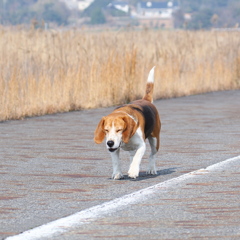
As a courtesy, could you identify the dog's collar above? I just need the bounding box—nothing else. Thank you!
[114,111,137,123]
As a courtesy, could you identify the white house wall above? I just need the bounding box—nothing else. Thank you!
[136,9,172,18]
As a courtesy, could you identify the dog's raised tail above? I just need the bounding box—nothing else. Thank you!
[143,66,155,103]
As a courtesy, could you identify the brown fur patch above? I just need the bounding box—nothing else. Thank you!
[143,83,154,102]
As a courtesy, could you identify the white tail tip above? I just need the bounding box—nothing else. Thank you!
[147,66,155,83]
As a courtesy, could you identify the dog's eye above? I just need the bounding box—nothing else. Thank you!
[104,129,109,133]
[116,129,122,133]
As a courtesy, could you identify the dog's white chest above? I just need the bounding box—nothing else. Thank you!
[121,128,144,152]
[121,142,138,151]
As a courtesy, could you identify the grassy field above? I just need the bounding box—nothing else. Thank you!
[0,27,240,121]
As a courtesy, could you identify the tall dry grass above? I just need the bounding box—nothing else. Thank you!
[0,27,240,121]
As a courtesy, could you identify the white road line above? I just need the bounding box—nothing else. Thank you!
[5,155,240,240]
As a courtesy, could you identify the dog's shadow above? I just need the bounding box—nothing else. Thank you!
[121,167,177,181]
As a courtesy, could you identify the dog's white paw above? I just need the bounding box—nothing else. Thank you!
[128,167,139,179]
[146,169,157,175]
[112,172,124,180]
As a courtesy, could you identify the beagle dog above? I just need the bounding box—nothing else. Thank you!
[94,67,161,179]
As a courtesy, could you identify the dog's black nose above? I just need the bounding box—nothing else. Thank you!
[107,140,114,147]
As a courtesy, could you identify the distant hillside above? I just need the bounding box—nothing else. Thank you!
[83,0,240,29]
[178,0,240,29]
[1,0,240,29]
[0,0,70,26]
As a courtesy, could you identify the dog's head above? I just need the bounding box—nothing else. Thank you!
[94,114,137,152]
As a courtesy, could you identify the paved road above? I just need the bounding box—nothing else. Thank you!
[1,90,240,239]
[51,156,240,240]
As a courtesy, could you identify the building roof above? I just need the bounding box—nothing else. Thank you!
[111,1,129,6]
[139,1,179,9]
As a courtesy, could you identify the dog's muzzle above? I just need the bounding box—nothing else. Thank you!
[107,141,122,152]
[108,148,118,152]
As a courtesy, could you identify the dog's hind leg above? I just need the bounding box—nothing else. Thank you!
[147,136,158,175]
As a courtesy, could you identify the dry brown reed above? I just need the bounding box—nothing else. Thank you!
[0,27,240,121]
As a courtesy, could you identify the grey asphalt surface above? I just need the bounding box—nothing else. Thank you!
[1,90,240,239]
[53,156,240,240]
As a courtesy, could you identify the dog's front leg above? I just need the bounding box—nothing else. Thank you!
[128,142,146,179]
[110,149,123,180]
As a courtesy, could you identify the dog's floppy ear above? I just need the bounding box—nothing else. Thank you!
[122,116,137,143]
[94,117,105,144]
